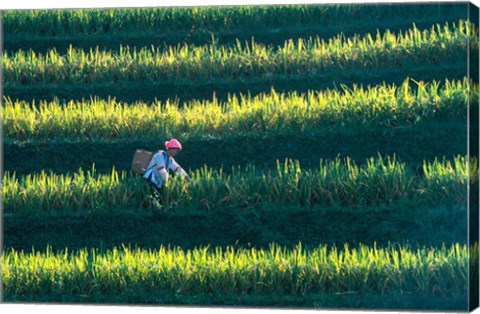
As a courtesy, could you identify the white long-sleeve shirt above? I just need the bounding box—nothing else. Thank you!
[143,150,189,188]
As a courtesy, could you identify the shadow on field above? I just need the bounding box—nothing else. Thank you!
[4,120,467,175]
[3,204,467,252]
[3,65,470,104]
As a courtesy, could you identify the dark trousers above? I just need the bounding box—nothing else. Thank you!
[149,182,163,199]
[145,173,165,208]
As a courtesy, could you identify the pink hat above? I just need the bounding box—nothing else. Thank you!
[165,138,182,150]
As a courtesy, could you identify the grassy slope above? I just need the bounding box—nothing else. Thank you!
[3,204,467,252]
[4,78,471,141]
[3,120,467,174]
[1,231,470,309]
[3,3,467,52]
[3,64,469,103]
[2,291,467,310]
[3,20,475,102]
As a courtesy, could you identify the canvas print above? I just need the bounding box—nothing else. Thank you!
[0,1,479,312]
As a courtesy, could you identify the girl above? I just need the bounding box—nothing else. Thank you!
[143,138,191,209]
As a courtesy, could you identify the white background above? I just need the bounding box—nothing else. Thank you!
[0,0,479,314]
[0,0,480,10]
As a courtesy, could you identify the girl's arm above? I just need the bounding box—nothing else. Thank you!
[170,159,192,182]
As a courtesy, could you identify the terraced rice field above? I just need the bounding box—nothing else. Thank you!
[1,3,479,311]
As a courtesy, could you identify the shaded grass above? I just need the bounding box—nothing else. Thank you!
[1,291,467,311]
[3,63,471,104]
[2,203,468,252]
[4,19,469,55]
[3,4,468,39]
[3,119,468,176]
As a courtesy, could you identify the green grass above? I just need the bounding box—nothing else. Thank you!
[2,203,468,255]
[2,21,476,85]
[3,4,469,55]
[3,78,475,141]
[2,156,476,214]
[3,120,469,176]
[1,243,472,305]
[3,4,467,38]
